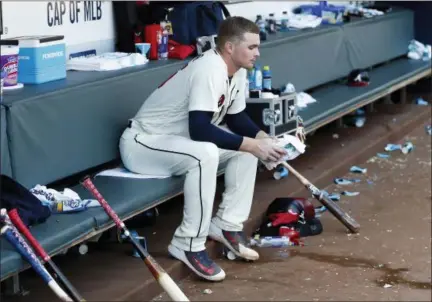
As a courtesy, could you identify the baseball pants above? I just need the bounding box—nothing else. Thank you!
[120,123,258,252]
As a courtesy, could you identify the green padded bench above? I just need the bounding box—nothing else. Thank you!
[1,6,429,284]
[302,58,431,132]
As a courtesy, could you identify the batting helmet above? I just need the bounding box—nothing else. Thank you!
[253,197,323,238]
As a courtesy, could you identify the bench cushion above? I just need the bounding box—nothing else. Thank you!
[3,61,183,189]
[300,58,431,131]
[258,26,351,93]
[344,8,414,70]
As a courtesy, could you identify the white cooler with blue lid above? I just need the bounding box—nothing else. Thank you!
[0,35,66,84]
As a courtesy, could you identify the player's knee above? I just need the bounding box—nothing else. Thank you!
[235,151,258,166]
[243,152,258,165]
[197,142,219,163]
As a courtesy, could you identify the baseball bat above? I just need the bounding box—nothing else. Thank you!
[281,162,360,233]
[4,209,85,302]
[80,176,189,302]
[1,225,73,301]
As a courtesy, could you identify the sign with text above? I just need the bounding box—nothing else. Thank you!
[0,1,115,55]
[46,1,103,27]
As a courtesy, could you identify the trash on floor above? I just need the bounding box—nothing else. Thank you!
[203,289,213,294]
[377,153,390,158]
[315,206,327,217]
[385,144,402,152]
[334,178,361,185]
[401,142,414,154]
[341,191,360,196]
[350,165,367,174]
[322,191,341,201]
[273,165,289,180]
[345,116,366,128]
[328,193,341,201]
[250,236,301,248]
[384,142,414,155]
[415,97,429,106]
[426,125,432,136]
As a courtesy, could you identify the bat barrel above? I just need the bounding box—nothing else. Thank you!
[282,162,361,233]
[79,176,190,302]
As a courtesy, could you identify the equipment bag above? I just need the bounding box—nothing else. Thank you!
[0,175,51,226]
[149,1,231,45]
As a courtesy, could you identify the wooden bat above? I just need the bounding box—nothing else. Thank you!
[80,176,189,302]
[281,162,361,233]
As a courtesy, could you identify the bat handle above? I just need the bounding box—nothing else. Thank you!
[281,162,306,183]
[80,176,125,230]
[8,209,50,261]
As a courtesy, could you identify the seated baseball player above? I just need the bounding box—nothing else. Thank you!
[119,16,286,282]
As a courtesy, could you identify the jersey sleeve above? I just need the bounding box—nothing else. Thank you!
[227,69,247,115]
[188,66,226,112]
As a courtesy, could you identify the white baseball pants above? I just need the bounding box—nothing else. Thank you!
[119,123,258,252]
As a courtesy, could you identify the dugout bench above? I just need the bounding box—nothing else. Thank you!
[1,6,430,292]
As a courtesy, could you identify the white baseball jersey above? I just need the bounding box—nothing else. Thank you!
[131,49,247,136]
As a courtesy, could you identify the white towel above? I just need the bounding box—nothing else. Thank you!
[30,185,100,213]
[261,134,306,170]
[67,52,148,71]
[297,92,317,108]
[288,14,322,29]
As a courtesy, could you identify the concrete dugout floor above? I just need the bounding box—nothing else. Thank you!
[154,116,431,302]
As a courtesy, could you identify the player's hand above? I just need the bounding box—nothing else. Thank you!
[252,138,287,162]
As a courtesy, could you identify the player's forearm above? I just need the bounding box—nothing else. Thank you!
[225,111,261,138]
[238,136,258,153]
[189,111,244,150]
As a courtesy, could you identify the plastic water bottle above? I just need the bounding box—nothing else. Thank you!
[250,236,296,248]
[248,68,255,91]
[401,142,414,154]
[281,11,289,31]
[254,65,263,91]
[273,165,289,180]
[157,29,169,60]
[267,13,277,33]
[262,65,272,91]
[255,15,267,41]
